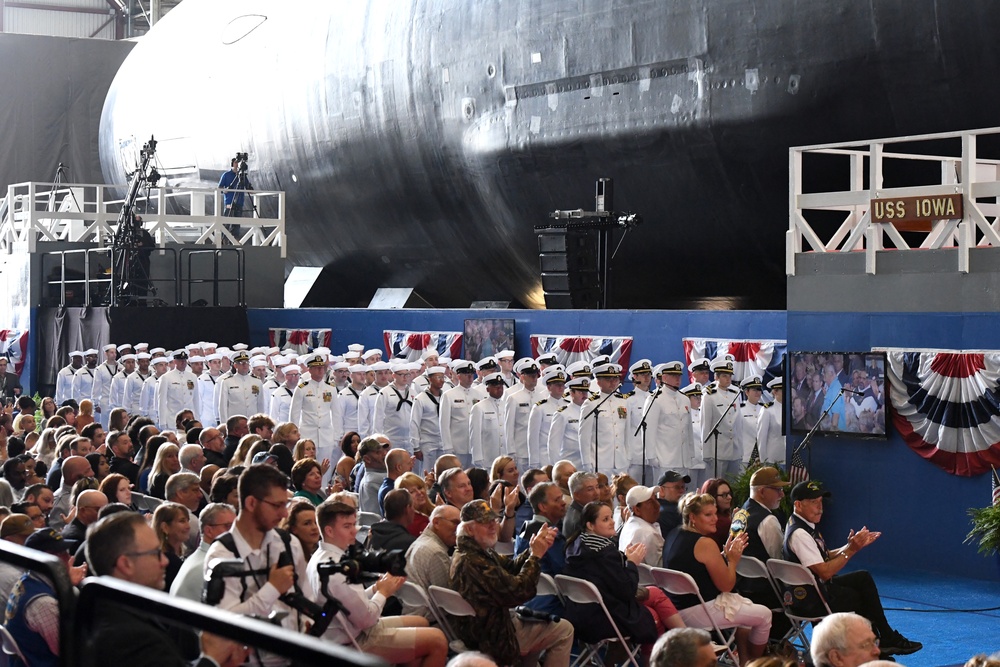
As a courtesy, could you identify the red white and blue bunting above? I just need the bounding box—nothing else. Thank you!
[881,348,1000,476]
[383,331,463,362]
[530,335,633,374]
[268,328,332,355]
[682,338,786,387]
[0,330,28,375]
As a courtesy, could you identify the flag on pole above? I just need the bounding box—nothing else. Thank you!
[992,466,1000,507]
[788,448,810,486]
[747,442,761,468]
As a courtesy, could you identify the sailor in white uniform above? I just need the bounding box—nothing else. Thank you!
[641,361,693,484]
[269,364,300,424]
[154,350,201,431]
[545,376,590,468]
[700,357,743,478]
[756,377,786,465]
[469,372,505,468]
[410,365,446,470]
[72,349,99,406]
[439,360,477,468]
[501,357,540,471]
[55,351,83,406]
[526,368,569,469]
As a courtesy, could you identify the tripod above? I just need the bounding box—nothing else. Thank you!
[222,153,257,242]
[111,136,160,306]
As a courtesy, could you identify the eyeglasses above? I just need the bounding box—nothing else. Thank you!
[258,498,287,510]
[856,638,880,650]
[126,547,163,560]
[204,521,234,529]
[717,491,733,498]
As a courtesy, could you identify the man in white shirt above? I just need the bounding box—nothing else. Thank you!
[91,344,120,429]
[154,350,200,431]
[502,358,541,471]
[339,363,368,435]
[357,361,392,437]
[469,373,505,468]
[410,366,445,468]
[439,360,477,468]
[306,500,447,662]
[618,484,664,568]
[269,364,300,424]
[757,377,785,465]
[526,368,569,469]
[55,351,83,406]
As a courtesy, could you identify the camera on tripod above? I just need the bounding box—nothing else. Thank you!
[234,151,249,172]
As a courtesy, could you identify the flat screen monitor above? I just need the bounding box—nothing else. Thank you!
[463,318,515,361]
[788,351,888,439]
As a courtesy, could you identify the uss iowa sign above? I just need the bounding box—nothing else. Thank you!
[871,193,963,232]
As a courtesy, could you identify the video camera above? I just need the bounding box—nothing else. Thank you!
[234,151,249,172]
[316,544,407,584]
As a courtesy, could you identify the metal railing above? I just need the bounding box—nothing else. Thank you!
[788,126,1000,275]
[1,181,285,256]
[182,248,246,307]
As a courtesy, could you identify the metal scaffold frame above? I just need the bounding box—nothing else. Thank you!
[0,181,286,257]
[788,126,1000,275]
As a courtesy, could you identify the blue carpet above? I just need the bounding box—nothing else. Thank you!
[850,566,1000,667]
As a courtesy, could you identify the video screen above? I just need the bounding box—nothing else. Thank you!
[788,351,888,439]
[463,319,515,361]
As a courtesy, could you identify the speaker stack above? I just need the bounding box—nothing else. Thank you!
[537,230,601,309]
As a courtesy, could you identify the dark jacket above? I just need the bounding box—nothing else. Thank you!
[61,518,88,552]
[368,520,416,552]
[109,456,140,486]
[563,532,657,644]
[450,534,540,665]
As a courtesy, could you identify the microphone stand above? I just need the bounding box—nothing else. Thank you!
[703,386,742,478]
[634,387,665,486]
[790,386,860,472]
[583,391,616,473]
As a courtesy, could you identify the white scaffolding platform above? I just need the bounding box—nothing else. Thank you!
[0,181,286,256]
[788,127,1000,275]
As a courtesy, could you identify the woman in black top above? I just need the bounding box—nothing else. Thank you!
[664,492,772,666]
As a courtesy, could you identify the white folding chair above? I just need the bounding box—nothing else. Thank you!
[494,540,515,556]
[555,574,642,667]
[428,585,476,651]
[536,572,563,603]
[0,625,27,666]
[397,581,447,628]
[358,511,382,526]
[637,562,655,586]
[766,559,833,654]
[649,567,740,666]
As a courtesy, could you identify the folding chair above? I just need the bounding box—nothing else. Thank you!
[766,559,833,654]
[428,585,476,652]
[555,574,642,667]
[536,572,562,603]
[648,567,740,666]
[0,625,28,666]
[358,511,382,526]
[494,541,515,556]
[397,581,447,628]
[637,562,655,586]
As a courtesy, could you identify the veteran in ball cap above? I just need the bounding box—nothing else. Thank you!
[701,357,743,477]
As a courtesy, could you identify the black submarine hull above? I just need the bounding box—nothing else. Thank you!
[99,0,1000,309]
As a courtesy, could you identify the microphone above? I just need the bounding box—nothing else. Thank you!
[515,606,560,623]
[842,388,866,396]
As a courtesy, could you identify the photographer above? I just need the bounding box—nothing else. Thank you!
[306,500,447,666]
[219,155,248,218]
[204,465,314,667]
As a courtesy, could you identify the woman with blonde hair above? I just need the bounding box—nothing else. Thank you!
[147,443,181,499]
[664,492,771,665]
[152,502,190,590]
[230,433,262,467]
[292,438,330,478]
[12,412,36,437]
[395,471,434,536]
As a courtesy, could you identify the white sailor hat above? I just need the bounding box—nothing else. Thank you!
[420,349,439,360]
[390,361,409,373]
[186,343,202,352]
[205,353,222,362]
[482,372,505,386]
[535,352,559,365]
[150,347,166,356]
[566,377,592,391]
[151,356,168,365]
[680,382,703,397]
[593,362,622,378]
[84,348,99,356]
[476,356,499,370]
[134,343,149,350]
[710,358,735,374]
[687,358,710,374]
[283,364,302,375]
[344,351,362,360]
[250,354,266,364]
[451,360,475,373]
[629,359,653,376]
[215,347,230,356]
[102,344,117,352]
[766,377,784,391]
[514,358,539,375]
[349,364,368,374]
[542,368,568,385]
[313,347,331,355]
[250,358,267,369]
[188,355,205,364]
[232,343,249,351]
[120,353,137,362]
[136,352,152,360]
[266,346,280,355]
[406,361,423,372]
[426,366,446,375]
[332,361,350,371]
[364,349,382,359]
[271,355,288,366]
[741,375,763,390]
[369,361,391,371]
[438,356,452,366]
[565,360,593,378]
[331,355,345,364]
[281,349,297,357]
[660,361,684,375]
[117,343,133,352]
[348,343,365,353]
[249,347,265,357]
[496,350,515,360]
[69,350,84,358]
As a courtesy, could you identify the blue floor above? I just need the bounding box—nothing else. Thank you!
[836,566,1000,667]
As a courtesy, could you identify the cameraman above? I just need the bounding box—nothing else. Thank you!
[219,156,247,217]
[204,465,314,667]
[307,500,448,666]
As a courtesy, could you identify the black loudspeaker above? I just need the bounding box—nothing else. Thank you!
[538,231,601,309]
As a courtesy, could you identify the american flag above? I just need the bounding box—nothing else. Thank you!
[788,448,810,486]
[992,466,1000,507]
[747,442,761,468]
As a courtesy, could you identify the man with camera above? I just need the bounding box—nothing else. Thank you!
[307,499,448,666]
[204,465,315,666]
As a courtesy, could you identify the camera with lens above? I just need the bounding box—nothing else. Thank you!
[316,544,407,584]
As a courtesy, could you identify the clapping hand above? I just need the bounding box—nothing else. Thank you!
[529,524,557,558]
[723,531,748,562]
[624,542,646,565]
